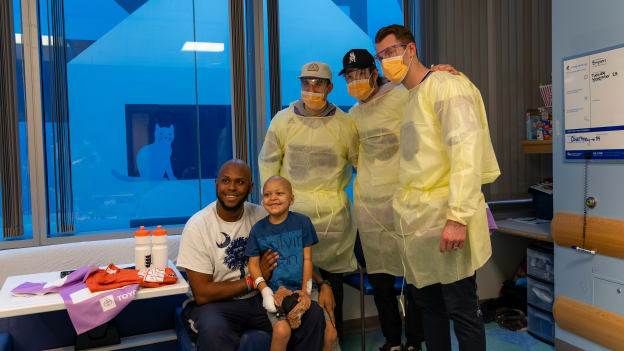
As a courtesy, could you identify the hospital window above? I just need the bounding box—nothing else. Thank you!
[273,0,408,201]
[36,0,233,236]
[277,0,406,112]
[3,0,416,247]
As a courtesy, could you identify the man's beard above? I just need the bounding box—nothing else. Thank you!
[217,193,248,212]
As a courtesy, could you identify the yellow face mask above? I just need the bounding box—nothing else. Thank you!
[381,49,412,83]
[301,91,327,110]
[347,74,375,101]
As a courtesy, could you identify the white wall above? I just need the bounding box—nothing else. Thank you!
[0,236,181,287]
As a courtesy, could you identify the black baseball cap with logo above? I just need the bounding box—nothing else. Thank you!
[339,49,375,76]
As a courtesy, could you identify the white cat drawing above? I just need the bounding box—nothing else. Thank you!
[112,123,177,181]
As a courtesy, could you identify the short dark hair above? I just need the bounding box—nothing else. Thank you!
[375,24,415,44]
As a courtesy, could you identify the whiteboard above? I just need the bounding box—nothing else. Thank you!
[563,45,624,160]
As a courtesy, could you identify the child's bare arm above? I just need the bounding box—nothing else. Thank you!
[302,246,313,294]
[249,256,268,291]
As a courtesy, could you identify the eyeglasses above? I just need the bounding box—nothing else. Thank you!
[374,43,408,61]
[343,68,372,83]
[300,78,329,89]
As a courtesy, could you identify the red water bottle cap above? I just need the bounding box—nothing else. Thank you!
[152,225,167,236]
[135,226,150,237]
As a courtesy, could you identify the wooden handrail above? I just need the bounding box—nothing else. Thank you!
[551,212,624,259]
[554,295,624,350]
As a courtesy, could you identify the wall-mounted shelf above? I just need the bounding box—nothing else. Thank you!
[495,219,552,242]
[521,140,552,154]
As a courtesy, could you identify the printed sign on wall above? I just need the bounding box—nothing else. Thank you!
[564,45,624,160]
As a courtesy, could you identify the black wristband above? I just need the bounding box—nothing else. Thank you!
[317,280,331,288]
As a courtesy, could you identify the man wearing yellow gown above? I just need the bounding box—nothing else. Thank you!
[340,48,423,351]
[375,25,500,351]
[259,62,359,340]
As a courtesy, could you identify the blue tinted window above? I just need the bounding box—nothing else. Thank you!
[275,0,404,202]
[37,0,232,234]
[278,0,403,110]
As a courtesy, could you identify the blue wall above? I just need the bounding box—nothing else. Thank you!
[553,1,624,349]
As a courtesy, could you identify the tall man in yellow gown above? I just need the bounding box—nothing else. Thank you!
[259,62,359,340]
[375,25,500,351]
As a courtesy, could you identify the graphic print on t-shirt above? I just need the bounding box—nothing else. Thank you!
[216,232,231,248]
[221,234,248,279]
[257,229,303,291]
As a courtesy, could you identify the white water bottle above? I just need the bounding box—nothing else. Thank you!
[134,226,151,270]
[151,225,168,269]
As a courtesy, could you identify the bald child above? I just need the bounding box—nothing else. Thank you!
[246,176,326,351]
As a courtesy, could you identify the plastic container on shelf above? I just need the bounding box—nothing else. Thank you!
[134,226,151,270]
[151,225,168,269]
[525,109,542,140]
[527,246,554,283]
[528,305,555,344]
[527,276,554,312]
[529,179,553,220]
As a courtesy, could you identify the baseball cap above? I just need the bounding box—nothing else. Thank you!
[339,49,375,76]
[297,62,332,81]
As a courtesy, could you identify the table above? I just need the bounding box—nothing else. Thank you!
[0,261,188,319]
[0,261,188,350]
[495,218,552,242]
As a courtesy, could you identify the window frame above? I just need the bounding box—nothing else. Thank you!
[2,0,416,250]
[2,0,256,249]
[0,0,40,250]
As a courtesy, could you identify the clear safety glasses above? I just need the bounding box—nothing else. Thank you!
[300,78,330,89]
[374,43,408,61]
[343,68,372,83]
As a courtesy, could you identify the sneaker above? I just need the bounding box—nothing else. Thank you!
[379,343,402,351]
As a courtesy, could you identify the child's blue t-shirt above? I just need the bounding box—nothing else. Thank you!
[245,211,318,292]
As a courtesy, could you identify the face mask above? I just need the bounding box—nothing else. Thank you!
[301,90,327,110]
[381,49,413,83]
[347,73,375,101]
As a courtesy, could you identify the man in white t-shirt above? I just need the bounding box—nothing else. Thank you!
[177,159,334,351]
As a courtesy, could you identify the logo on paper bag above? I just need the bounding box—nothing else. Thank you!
[99,295,117,312]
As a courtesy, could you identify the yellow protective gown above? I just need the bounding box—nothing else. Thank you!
[349,84,408,276]
[393,71,500,288]
[259,102,359,273]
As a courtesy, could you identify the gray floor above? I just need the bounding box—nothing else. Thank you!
[340,322,554,351]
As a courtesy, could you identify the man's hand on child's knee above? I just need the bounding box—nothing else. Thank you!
[318,285,336,326]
